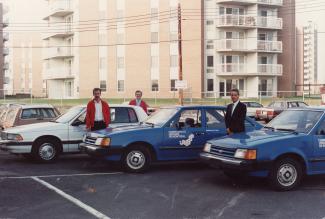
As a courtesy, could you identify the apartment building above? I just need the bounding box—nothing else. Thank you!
[43,0,203,99]
[302,21,318,94]
[204,0,284,98]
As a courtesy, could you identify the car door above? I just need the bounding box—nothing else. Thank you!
[68,110,87,152]
[204,108,227,140]
[312,118,325,172]
[160,108,207,160]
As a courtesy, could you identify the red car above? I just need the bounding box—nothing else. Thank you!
[255,101,308,122]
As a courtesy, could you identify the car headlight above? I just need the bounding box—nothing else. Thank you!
[95,137,111,147]
[203,143,212,152]
[6,133,23,141]
[234,149,257,160]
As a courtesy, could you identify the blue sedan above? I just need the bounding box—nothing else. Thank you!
[201,107,325,191]
[80,105,262,172]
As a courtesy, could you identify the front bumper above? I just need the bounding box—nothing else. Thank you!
[0,140,32,153]
[200,152,271,171]
[79,143,123,157]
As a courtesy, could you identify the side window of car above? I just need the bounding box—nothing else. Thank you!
[40,108,56,118]
[21,108,39,119]
[111,108,130,123]
[128,108,138,123]
[289,102,298,108]
[250,102,262,108]
[75,112,86,124]
[206,109,225,129]
[317,121,325,135]
[177,110,202,129]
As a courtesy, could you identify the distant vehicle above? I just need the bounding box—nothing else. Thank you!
[80,105,262,173]
[241,101,263,118]
[255,101,308,122]
[201,108,325,191]
[0,105,148,163]
[0,104,60,129]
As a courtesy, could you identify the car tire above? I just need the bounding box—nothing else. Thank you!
[268,157,303,191]
[32,139,60,163]
[122,145,151,173]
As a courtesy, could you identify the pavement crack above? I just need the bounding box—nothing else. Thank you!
[217,192,245,218]
[114,185,127,200]
[170,184,179,210]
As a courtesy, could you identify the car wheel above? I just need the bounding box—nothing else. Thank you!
[122,145,151,173]
[269,157,303,191]
[32,140,60,163]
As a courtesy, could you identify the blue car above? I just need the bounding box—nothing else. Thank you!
[200,107,325,191]
[80,106,262,172]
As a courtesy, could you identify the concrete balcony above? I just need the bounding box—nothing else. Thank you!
[43,0,73,20]
[218,15,257,28]
[258,64,283,76]
[43,47,73,60]
[43,67,74,80]
[42,23,74,39]
[217,64,246,75]
[217,39,248,52]
[257,40,282,53]
[257,16,282,29]
[216,0,256,5]
[3,48,9,56]
[257,0,283,6]
[217,15,282,29]
[3,33,9,41]
[3,62,9,70]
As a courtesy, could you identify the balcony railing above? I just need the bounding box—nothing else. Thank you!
[257,16,282,29]
[258,64,283,76]
[257,0,283,6]
[43,47,73,59]
[217,39,247,51]
[42,23,73,39]
[43,67,74,80]
[3,48,9,56]
[216,0,256,4]
[257,40,282,52]
[217,64,246,75]
[44,0,73,19]
[218,15,282,29]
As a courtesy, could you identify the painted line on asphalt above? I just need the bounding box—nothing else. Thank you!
[0,172,123,179]
[32,176,111,219]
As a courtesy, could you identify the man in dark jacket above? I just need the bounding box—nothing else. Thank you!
[225,88,247,134]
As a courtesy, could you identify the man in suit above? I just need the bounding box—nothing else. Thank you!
[225,88,247,134]
[86,88,111,131]
[129,90,149,114]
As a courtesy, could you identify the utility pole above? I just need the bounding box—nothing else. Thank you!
[178,3,183,106]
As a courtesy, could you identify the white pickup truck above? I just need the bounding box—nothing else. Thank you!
[0,104,148,162]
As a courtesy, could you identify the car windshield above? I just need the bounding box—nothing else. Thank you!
[144,108,178,126]
[265,110,323,133]
[55,106,85,124]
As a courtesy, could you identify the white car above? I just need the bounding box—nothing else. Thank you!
[0,104,148,162]
[241,101,264,118]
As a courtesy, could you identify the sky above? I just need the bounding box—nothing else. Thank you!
[296,0,325,83]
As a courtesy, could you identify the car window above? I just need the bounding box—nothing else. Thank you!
[5,107,19,126]
[175,109,202,129]
[111,107,133,123]
[74,112,86,125]
[40,108,56,118]
[249,102,262,108]
[289,102,298,108]
[128,108,138,123]
[21,108,39,119]
[242,102,250,107]
[206,109,225,129]
[317,120,325,135]
[298,102,308,107]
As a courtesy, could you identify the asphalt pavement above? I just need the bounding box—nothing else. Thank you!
[1,151,325,219]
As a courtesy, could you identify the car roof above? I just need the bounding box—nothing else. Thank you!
[19,104,55,109]
[160,105,227,110]
[285,106,325,112]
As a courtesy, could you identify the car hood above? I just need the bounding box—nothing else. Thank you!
[208,129,303,148]
[3,122,66,134]
[92,123,154,137]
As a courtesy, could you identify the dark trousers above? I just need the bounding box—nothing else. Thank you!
[91,121,106,131]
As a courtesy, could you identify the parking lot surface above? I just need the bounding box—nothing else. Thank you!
[1,151,325,219]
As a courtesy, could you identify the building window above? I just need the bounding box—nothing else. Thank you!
[170,55,178,67]
[170,79,178,91]
[207,79,214,92]
[207,56,214,67]
[206,20,214,25]
[151,32,159,43]
[100,80,107,92]
[151,56,159,68]
[118,80,124,92]
[207,68,214,74]
[206,44,214,50]
[117,57,124,69]
[151,80,159,91]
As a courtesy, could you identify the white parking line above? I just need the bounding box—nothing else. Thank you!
[32,176,111,219]
[0,172,123,179]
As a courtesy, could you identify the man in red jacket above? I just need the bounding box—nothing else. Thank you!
[86,88,111,131]
[129,90,148,114]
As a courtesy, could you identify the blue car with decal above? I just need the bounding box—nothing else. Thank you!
[200,107,325,191]
[79,106,262,172]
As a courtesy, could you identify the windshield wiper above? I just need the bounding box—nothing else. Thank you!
[264,126,275,131]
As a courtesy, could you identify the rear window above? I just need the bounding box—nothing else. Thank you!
[40,108,57,118]
[249,102,262,108]
[110,107,138,124]
[5,107,19,126]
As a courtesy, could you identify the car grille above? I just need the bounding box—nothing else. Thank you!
[0,132,6,140]
[84,136,97,145]
[210,145,236,158]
